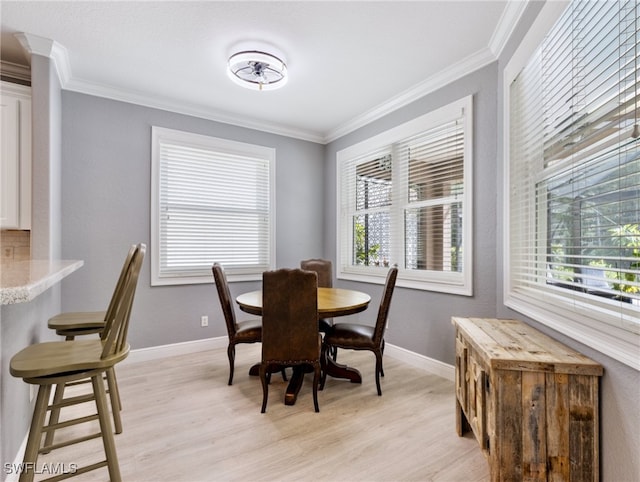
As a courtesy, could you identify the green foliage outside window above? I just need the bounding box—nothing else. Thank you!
[607,224,640,295]
[354,222,381,266]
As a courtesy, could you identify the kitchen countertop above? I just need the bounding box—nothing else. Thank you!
[1,259,84,305]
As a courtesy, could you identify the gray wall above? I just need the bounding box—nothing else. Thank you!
[60,92,326,350]
[325,63,499,363]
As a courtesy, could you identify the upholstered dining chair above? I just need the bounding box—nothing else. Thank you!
[300,258,337,360]
[212,263,263,385]
[300,258,332,332]
[10,243,145,482]
[260,268,321,413]
[321,266,398,396]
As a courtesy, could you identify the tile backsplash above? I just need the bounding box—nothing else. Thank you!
[1,230,31,260]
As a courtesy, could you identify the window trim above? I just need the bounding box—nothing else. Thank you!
[503,0,640,370]
[151,126,276,286]
[336,96,473,295]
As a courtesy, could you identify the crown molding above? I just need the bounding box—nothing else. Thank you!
[0,61,30,83]
[11,1,527,147]
[11,30,322,142]
[322,1,528,144]
[64,76,325,144]
[14,32,71,86]
[324,47,496,143]
[488,0,529,57]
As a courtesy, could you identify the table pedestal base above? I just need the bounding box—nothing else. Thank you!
[248,355,361,406]
[323,357,361,384]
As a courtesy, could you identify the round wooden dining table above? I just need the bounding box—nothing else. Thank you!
[236,287,371,405]
[236,287,371,318]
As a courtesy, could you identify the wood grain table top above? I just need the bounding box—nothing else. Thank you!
[236,287,371,318]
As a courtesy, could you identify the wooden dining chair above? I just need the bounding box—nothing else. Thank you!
[9,244,145,482]
[260,268,321,413]
[321,266,398,396]
[43,244,138,444]
[300,258,338,360]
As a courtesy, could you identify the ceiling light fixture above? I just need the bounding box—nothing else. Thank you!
[227,50,287,91]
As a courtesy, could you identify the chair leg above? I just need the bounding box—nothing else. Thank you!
[227,344,236,385]
[92,373,122,482]
[42,382,65,451]
[380,339,385,377]
[319,344,329,390]
[259,364,269,413]
[375,350,383,396]
[106,368,123,434]
[20,384,52,482]
[312,364,320,413]
[107,368,122,412]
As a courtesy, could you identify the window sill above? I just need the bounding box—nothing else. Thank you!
[505,291,640,371]
[339,269,472,295]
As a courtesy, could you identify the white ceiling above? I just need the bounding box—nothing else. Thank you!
[0,1,524,143]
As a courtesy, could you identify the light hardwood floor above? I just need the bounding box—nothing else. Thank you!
[34,344,489,481]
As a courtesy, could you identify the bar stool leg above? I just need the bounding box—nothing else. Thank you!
[92,373,122,482]
[106,368,122,433]
[42,383,65,450]
[20,384,52,482]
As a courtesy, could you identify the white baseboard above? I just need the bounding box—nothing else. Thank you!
[384,343,455,381]
[122,336,227,365]
[5,436,27,482]
[122,337,455,381]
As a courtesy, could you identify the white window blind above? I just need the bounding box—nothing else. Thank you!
[507,0,640,368]
[338,96,472,294]
[398,120,465,276]
[151,127,275,285]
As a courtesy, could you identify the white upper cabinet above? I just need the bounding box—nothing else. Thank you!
[1,81,31,230]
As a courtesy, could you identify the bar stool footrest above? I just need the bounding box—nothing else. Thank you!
[39,431,102,453]
[49,392,96,411]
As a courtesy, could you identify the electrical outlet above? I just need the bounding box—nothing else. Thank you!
[201,315,208,327]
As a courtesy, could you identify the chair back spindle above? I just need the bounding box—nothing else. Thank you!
[103,244,138,324]
[101,244,145,360]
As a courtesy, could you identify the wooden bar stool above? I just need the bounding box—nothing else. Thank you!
[10,244,145,482]
[44,244,137,445]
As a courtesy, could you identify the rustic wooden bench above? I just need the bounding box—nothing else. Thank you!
[452,317,603,481]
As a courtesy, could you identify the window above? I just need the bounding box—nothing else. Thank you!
[151,127,275,285]
[505,0,639,368]
[337,97,473,294]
